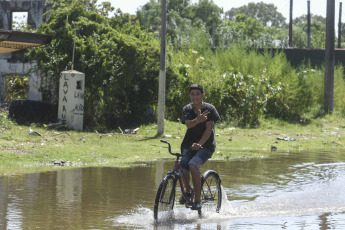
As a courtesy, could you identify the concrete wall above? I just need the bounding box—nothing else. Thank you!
[0,55,42,103]
[257,48,345,69]
[0,0,47,30]
[0,0,47,103]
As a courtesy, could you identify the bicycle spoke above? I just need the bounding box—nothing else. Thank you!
[200,171,222,213]
[154,175,176,221]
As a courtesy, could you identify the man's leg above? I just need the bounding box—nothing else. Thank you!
[179,149,193,204]
[179,149,193,191]
[190,164,201,202]
[188,148,213,209]
[180,168,190,191]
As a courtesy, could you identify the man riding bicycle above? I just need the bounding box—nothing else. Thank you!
[179,84,220,210]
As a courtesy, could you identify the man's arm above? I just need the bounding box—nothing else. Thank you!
[185,109,210,129]
[191,120,214,150]
[185,118,200,129]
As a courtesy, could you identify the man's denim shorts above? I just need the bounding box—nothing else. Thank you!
[180,147,213,171]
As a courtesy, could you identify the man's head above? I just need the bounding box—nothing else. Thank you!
[189,84,204,105]
[189,84,204,94]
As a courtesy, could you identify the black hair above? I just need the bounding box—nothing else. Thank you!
[189,84,204,94]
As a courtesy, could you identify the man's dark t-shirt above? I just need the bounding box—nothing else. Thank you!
[181,102,220,153]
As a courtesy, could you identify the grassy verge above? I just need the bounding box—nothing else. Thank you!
[1,112,345,176]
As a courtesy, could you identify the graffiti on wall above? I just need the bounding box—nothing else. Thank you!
[74,80,84,116]
[60,72,68,121]
[60,72,84,121]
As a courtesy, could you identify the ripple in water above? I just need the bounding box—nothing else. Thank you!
[112,186,236,229]
[112,168,345,229]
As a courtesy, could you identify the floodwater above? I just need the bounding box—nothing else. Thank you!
[1,150,345,229]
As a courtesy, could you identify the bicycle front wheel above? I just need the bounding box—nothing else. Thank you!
[200,170,222,213]
[153,175,176,221]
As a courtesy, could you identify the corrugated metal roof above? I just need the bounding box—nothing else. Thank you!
[0,29,52,54]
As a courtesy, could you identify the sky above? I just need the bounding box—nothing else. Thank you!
[99,0,344,22]
[11,0,342,29]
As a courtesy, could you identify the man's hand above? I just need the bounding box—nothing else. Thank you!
[196,109,210,123]
[191,143,202,151]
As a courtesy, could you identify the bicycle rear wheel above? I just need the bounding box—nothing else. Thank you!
[153,175,176,221]
[200,170,222,213]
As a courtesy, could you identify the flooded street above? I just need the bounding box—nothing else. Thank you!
[1,150,345,229]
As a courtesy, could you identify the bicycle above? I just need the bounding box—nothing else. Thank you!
[153,140,222,221]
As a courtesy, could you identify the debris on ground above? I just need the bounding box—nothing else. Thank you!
[119,127,140,134]
[118,127,124,134]
[99,133,112,138]
[46,121,65,129]
[29,128,42,136]
[277,137,296,141]
[52,160,71,166]
[322,141,340,146]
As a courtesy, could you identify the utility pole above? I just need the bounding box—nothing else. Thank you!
[157,0,167,135]
[289,0,293,47]
[324,0,335,113]
[338,2,342,48]
[307,0,311,49]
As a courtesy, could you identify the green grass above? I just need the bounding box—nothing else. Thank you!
[1,113,345,176]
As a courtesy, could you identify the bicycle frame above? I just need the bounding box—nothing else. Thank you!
[154,140,222,221]
[160,140,214,206]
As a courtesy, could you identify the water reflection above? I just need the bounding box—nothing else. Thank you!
[0,167,159,229]
[0,150,345,229]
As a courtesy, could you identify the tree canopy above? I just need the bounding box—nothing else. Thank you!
[29,0,161,129]
[137,0,222,47]
[225,2,286,28]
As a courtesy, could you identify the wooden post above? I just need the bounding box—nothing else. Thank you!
[157,0,167,135]
[324,0,335,113]
[289,0,293,47]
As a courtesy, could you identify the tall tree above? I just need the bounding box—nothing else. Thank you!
[229,14,265,39]
[190,0,223,33]
[137,0,162,33]
[167,0,190,13]
[137,0,221,47]
[225,2,286,28]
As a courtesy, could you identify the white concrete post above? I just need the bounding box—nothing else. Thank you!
[58,70,85,131]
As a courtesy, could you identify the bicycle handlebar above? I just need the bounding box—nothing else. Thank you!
[160,140,181,157]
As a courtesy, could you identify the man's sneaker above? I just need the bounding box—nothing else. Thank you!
[190,200,202,210]
[179,192,191,204]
